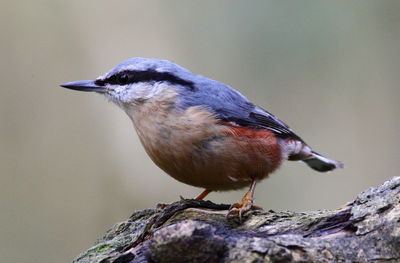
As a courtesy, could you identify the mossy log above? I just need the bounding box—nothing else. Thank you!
[74,177,400,263]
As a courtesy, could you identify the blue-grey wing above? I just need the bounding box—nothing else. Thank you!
[221,105,304,141]
[176,75,304,141]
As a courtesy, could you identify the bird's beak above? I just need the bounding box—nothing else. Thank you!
[60,80,106,93]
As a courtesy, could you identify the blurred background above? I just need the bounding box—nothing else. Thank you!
[1,1,400,262]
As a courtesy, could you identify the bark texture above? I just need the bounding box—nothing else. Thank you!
[74,177,400,263]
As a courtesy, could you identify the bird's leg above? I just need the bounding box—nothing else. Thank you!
[227,179,258,219]
[195,189,212,200]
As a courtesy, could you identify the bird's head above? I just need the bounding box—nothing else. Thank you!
[60,57,196,109]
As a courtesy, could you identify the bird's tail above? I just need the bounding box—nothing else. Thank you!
[302,151,344,172]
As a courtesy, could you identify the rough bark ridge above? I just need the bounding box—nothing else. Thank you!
[74,177,400,263]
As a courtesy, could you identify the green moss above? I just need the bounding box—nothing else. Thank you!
[86,243,111,255]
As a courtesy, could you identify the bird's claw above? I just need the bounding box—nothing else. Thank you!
[226,198,254,221]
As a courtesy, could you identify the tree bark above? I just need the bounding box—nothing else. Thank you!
[74,177,400,263]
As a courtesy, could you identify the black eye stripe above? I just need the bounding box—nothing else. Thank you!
[117,73,130,84]
[95,70,195,90]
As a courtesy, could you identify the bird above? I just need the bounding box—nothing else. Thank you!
[61,57,343,218]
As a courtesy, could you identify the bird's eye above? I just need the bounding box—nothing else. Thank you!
[117,73,130,85]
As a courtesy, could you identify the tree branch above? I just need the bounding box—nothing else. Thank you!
[74,177,400,263]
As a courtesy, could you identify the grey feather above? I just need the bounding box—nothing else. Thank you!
[102,58,303,140]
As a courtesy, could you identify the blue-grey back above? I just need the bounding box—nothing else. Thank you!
[107,57,302,140]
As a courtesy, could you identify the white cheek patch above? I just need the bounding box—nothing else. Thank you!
[105,83,169,106]
[104,85,133,108]
[113,84,137,103]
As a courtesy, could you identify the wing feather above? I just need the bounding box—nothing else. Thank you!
[220,106,304,142]
[176,75,304,142]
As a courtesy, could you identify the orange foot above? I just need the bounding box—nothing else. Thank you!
[226,180,260,220]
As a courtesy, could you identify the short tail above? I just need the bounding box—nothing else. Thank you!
[302,151,344,172]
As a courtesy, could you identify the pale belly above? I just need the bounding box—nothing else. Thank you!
[138,124,282,191]
[127,99,282,191]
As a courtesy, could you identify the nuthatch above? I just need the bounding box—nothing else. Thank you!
[61,58,343,217]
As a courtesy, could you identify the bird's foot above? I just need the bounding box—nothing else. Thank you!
[226,192,259,220]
